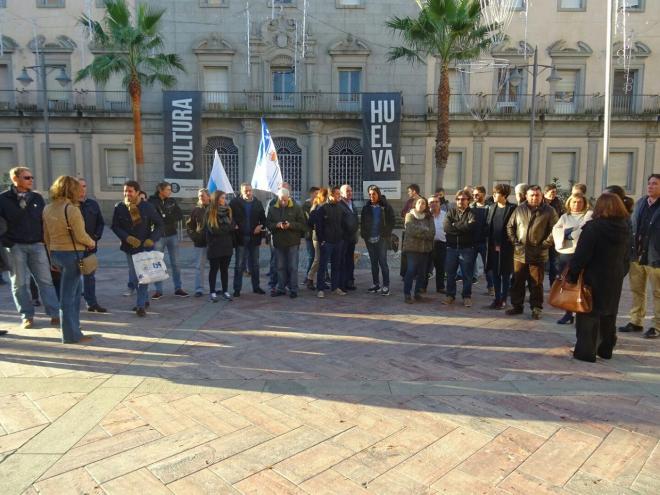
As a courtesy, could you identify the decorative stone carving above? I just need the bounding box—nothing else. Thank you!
[28,35,77,53]
[490,40,533,58]
[612,41,651,59]
[0,36,18,53]
[193,33,235,55]
[547,40,593,58]
[328,34,370,56]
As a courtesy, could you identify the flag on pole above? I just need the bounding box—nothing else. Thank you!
[251,118,283,194]
[207,149,234,195]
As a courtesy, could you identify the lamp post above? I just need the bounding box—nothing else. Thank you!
[16,52,71,181]
[508,46,562,185]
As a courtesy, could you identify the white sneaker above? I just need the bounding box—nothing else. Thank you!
[209,293,218,303]
[317,290,325,298]
[122,288,135,297]
[222,292,233,301]
[381,286,390,296]
[334,288,347,296]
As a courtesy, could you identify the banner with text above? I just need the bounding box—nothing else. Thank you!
[163,91,203,198]
[362,93,402,199]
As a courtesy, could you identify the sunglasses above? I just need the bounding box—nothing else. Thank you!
[21,176,34,180]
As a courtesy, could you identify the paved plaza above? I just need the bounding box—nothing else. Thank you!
[0,239,659,495]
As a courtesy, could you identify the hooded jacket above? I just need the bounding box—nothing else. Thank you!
[148,194,183,237]
[569,217,631,315]
[506,202,558,263]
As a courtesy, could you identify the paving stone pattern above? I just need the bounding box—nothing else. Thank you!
[0,239,658,494]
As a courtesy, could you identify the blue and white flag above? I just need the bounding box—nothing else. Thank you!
[207,149,234,195]
[251,118,283,194]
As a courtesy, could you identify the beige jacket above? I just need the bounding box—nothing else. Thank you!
[43,199,95,252]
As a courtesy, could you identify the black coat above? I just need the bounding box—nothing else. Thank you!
[569,217,631,316]
[148,195,183,237]
[360,198,395,240]
[339,200,359,243]
[229,196,266,247]
[80,198,105,253]
[485,202,517,275]
[0,186,46,245]
[111,201,163,254]
[186,205,207,248]
[205,207,235,259]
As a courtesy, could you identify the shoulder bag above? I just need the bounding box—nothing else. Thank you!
[64,204,98,276]
[549,267,592,314]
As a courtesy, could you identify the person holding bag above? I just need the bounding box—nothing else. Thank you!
[43,176,96,344]
[551,192,592,325]
[567,193,631,362]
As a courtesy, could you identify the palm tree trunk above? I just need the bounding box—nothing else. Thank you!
[129,79,144,186]
[435,63,451,189]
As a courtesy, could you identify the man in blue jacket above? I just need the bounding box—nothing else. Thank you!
[0,167,59,328]
[620,174,660,338]
[111,180,163,316]
[78,178,106,313]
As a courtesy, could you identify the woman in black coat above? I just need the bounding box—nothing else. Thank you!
[205,190,236,302]
[485,184,516,309]
[568,193,631,362]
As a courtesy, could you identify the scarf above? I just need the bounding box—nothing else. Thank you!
[124,195,142,226]
[411,209,426,221]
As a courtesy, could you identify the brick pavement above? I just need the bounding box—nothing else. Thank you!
[0,243,658,494]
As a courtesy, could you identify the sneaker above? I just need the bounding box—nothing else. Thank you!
[233,290,241,298]
[87,304,107,313]
[404,294,413,304]
[21,318,34,329]
[441,296,455,305]
[253,288,266,295]
[222,292,233,301]
[194,291,203,298]
[472,277,479,284]
[122,288,135,297]
[505,307,523,315]
[381,286,390,296]
[136,307,146,317]
[317,290,325,299]
[151,292,163,300]
[463,298,472,308]
[209,293,218,303]
[50,317,60,326]
[643,327,659,339]
[289,292,298,299]
[334,288,347,296]
[367,285,380,293]
[618,322,643,333]
[531,308,542,320]
[174,289,189,298]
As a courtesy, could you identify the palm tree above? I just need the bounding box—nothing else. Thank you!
[386,0,496,187]
[76,0,184,185]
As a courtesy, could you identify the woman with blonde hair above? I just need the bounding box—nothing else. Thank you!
[305,187,329,290]
[205,190,235,302]
[552,192,593,325]
[43,176,96,344]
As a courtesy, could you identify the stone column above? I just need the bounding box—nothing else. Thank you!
[586,136,600,196]
[528,136,542,185]
[80,118,94,192]
[307,120,323,189]
[472,136,484,186]
[644,137,656,186]
[242,119,258,184]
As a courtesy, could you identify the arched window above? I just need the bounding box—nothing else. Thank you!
[203,137,239,193]
[328,138,363,201]
[274,137,302,200]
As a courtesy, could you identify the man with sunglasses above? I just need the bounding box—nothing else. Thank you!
[0,167,60,328]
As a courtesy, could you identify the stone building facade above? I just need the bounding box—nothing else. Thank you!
[0,0,657,212]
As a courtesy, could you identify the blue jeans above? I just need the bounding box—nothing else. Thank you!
[50,251,83,343]
[404,251,428,296]
[234,238,261,292]
[83,272,97,306]
[445,246,475,298]
[126,253,149,309]
[7,243,59,319]
[366,238,390,287]
[154,235,182,292]
[194,247,207,294]
[474,242,493,288]
[318,241,342,291]
[275,246,299,294]
[305,239,314,276]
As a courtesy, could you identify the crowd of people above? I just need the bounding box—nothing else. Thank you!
[0,165,657,363]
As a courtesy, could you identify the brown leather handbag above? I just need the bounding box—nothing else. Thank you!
[549,267,592,314]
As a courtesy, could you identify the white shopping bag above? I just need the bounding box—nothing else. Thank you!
[132,250,169,284]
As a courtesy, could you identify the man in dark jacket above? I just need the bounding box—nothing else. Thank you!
[112,180,163,316]
[443,190,477,307]
[0,167,59,328]
[313,187,347,297]
[230,183,266,297]
[0,216,11,335]
[619,174,660,338]
[265,181,291,293]
[266,187,305,298]
[360,185,395,295]
[78,178,106,313]
[339,184,359,291]
[506,185,558,319]
[148,181,187,299]
[471,185,493,293]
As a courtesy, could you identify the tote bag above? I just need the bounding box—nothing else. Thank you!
[132,251,169,284]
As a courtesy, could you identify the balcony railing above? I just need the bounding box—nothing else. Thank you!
[200,91,365,114]
[426,93,660,117]
[0,90,148,114]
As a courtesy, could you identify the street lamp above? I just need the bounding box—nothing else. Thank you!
[16,53,71,182]
[508,46,561,185]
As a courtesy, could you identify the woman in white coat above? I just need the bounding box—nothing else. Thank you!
[552,192,593,324]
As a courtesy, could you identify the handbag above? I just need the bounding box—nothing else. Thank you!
[132,250,169,284]
[390,233,400,253]
[549,267,592,314]
[64,204,98,276]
